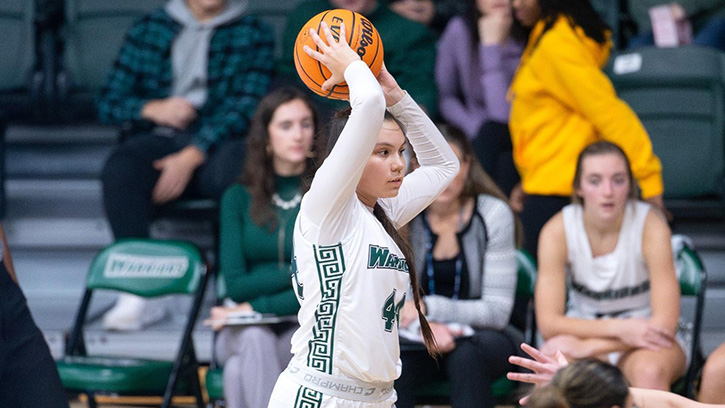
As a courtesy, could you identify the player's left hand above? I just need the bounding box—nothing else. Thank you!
[376,63,405,107]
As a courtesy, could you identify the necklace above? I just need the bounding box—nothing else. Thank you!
[272,192,302,210]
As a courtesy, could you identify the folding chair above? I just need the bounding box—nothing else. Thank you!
[411,248,538,406]
[56,238,209,408]
[671,236,707,398]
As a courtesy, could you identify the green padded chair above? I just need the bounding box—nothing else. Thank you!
[671,237,707,398]
[411,248,537,406]
[606,46,725,217]
[57,238,209,408]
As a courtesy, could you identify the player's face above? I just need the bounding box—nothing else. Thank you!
[330,0,378,14]
[267,99,315,175]
[356,120,407,207]
[511,0,541,27]
[434,142,470,205]
[575,153,631,222]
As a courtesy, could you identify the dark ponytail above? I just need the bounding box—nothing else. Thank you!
[373,204,439,357]
[320,108,439,358]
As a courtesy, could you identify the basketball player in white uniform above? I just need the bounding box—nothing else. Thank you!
[268,23,459,407]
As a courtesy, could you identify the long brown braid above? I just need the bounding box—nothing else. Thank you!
[372,204,439,357]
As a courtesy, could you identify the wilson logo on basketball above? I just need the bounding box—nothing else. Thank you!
[294,9,384,100]
[356,18,374,58]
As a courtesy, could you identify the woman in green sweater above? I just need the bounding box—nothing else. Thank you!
[206,87,320,408]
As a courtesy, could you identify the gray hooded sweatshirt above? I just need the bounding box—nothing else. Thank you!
[164,0,248,108]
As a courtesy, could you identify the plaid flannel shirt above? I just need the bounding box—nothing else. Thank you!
[97,8,274,152]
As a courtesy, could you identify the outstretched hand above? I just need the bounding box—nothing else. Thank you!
[303,22,360,92]
[507,343,569,405]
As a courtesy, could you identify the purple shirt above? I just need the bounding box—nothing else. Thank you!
[436,17,523,139]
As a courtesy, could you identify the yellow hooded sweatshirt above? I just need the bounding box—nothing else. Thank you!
[509,16,663,199]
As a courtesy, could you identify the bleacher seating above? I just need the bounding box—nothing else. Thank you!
[606,46,725,218]
[59,0,167,121]
[0,0,36,97]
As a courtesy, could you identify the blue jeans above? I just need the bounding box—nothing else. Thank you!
[628,17,725,51]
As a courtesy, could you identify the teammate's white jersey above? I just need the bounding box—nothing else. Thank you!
[269,61,458,407]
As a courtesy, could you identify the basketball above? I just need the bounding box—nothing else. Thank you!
[294,9,384,100]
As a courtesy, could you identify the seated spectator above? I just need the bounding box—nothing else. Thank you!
[509,344,724,408]
[628,1,725,52]
[535,141,686,390]
[0,222,69,408]
[98,0,275,330]
[700,342,725,403]
[279,0,438,120]
[205,87,319,408]
[395,125,522,408]
[387,0,466,34]
[436,0,525,196]
[509,0,665,258]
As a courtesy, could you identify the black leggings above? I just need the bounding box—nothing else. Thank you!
[102,133,245,239]
[471,121,519,197]
[394,328,519,408]
[0,264,69,408]
[519,194,571,259]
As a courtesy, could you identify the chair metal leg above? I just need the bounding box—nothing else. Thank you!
[86,392,98,408]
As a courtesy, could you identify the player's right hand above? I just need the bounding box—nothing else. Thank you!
[303,22,360,92]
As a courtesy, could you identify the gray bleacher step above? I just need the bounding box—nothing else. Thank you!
[6,144,112,179]
[45,329,215,363]
[5,123,118,179]
[5,124,119,145]
[699,250,725,286]
[701,332,723,356]
[5,179,104,219]
[4,217,113,249]
[14,247,102,300]
[31,292,217,362]
[701,288,725,330]
[672,220,725,251]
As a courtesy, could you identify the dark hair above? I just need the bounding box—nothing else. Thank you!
[572,140,638,205]
[437,124,524,247]
[527,360,630,408]
[538,0,610,45]
[240,87,320,228]
[319,108,439,358]
[462,0,529,50]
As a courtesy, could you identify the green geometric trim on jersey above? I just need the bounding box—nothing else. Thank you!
[294,385,322,407]
[307,243,346,374]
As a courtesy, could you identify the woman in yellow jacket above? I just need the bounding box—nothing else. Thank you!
[509,0,665,257]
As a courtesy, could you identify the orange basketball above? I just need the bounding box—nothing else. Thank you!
[294,9,384,100]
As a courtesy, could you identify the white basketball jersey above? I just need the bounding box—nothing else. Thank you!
[563,201,652,317]
[290,197,409,384]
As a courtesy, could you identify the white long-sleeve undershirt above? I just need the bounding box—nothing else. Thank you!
[300,61,459,244]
